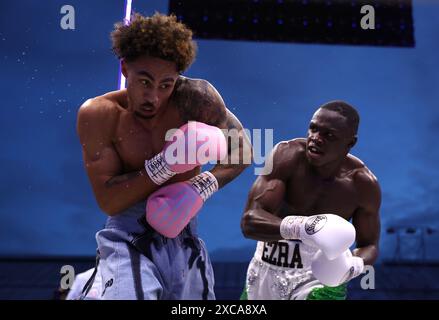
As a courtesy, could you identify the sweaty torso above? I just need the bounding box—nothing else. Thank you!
[100,80,200,184]
[278,139,365,220]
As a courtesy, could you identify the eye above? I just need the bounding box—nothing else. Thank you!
[160,84,172,90]
[309,125,317,133]
[140,79,149,86]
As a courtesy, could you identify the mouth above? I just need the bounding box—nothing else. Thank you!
[307,145,324,158]
[134,105,157,119]
[140,104,156,112]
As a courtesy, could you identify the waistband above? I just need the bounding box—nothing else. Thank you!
[254,240,318,269]
[105,200,199,238]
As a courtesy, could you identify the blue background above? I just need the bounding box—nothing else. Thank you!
[1,0,438,265]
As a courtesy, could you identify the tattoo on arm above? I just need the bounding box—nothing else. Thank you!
[171,78,250,188]
[225,113,242,153]
[172,78,226,125]
[210,110,250,188]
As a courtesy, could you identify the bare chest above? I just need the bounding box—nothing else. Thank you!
[284,173,358,219]
[112,109,184,172]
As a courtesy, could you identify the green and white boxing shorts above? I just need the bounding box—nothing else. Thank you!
[241,240,347,300]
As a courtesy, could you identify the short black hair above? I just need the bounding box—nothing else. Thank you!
[319,100,360,135]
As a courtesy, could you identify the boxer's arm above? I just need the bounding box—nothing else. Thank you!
[77,100,160,216]
[241,143,289,241]
[352,170,382,265]
[210,108,252,188]
[175,79,252,188]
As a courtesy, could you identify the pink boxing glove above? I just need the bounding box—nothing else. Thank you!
[146,171,218,238]
[145,122,227,185]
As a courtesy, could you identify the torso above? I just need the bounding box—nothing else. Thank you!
[112,105,183,171]
[99,80,201,184]
[279,139,366,220]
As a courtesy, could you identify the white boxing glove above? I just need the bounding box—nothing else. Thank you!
[311,249,364,287]
[279,214,356,260]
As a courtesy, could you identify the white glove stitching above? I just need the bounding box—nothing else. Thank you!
[145,152,176,185]
[189,171,218,202]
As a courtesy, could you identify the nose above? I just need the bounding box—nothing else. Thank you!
[145,89,159,106]
[310,132,323,145]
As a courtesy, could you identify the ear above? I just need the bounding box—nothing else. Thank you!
[348,136,357,149]
[121,60,128,78]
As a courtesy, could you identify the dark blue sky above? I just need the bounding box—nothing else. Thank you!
[1,1,438,261]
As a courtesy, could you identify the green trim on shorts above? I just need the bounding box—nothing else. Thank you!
[240,287,248,300]
[306,284,347,300]
[240,284,347,300]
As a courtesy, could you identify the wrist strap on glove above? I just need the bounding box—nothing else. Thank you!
[280,216,307,239]
[189,171,218,202]
[145,152,176,185]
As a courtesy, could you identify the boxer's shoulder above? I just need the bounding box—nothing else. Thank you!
[345,155,380,202]
[175,76,214,92]
[344,154,377,183]
[78,92,122,124]
[275,138,307,163]
[354,167,380,194]
[171,76,226,124]
[266,139,305,178]
[77,93,123,141]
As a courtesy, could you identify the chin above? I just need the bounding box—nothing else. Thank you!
[134,110,156,119]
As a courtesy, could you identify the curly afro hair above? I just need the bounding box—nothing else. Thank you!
[111,13,197,73]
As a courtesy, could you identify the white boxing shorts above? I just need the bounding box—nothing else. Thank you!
[244,240,325,300]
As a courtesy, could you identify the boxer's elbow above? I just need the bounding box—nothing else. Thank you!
[237,144,252,173]
[241,138,253,168]
[241,210,257,238]
[96,196,120,216]
[237,161,251,174]
[241,209,282,241]
[97,201,116,216]
[92,183,128,216]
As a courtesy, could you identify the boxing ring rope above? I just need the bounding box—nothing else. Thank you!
[118,0,133,90]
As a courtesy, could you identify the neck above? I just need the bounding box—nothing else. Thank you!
[135,116,159,130]
[127,99,168,130]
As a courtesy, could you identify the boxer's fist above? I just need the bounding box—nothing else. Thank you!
[280,214,356,260]
[311,249,364,287]
[146,171,218,238]
[145,121,227,185]
[164,121,227,172]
